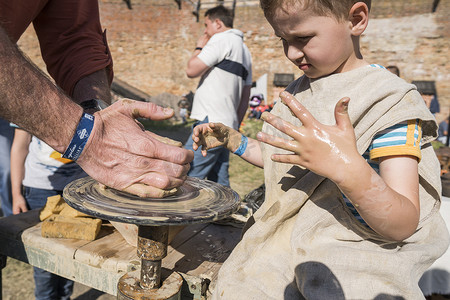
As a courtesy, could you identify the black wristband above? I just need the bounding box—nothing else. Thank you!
[79,99,109,112]
[195,47,203,51]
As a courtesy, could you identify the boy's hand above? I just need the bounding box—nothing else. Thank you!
[257,91,363,184]
[12,194,28,215]
[192,122,241,157]
[196,33,210,49]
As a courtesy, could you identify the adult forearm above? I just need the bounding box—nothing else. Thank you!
[186,33,210,78]
[186,56,208,78]
[0,27,82,154]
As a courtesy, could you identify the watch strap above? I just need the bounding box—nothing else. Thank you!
[79,99,109,111]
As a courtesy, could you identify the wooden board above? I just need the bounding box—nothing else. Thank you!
[0,211,242,299]
[163,224,241,281]
[0,209,42,262]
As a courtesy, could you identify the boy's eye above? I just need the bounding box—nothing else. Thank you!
[278,37,289,46]
[277,36,312,45]
[297,36,312,42]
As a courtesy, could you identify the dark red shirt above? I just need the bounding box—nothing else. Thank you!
[0,0,113,96]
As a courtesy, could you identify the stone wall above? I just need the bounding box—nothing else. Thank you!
[17,0,449,119]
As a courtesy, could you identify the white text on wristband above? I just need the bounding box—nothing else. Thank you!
[62,113,94,160]
[233,134,248,156]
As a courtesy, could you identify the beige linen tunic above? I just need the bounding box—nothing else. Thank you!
[213,66,450,299]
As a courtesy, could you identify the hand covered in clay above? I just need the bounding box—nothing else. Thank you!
[258,91,362,184]
[77,99,194,198]
[192,122,242,157]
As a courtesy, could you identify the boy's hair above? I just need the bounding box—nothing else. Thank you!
[386,65,400,77]
[205,5,234,28]
[260,0,371,21]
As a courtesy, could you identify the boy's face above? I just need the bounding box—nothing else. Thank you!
[266,3,359,79]
[204,16,220,38]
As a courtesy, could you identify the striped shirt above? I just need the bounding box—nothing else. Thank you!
[344,120,422,226]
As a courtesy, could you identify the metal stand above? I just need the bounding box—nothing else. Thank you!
[117,225,183,300]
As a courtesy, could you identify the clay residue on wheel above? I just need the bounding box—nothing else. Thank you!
[63,177,240,225]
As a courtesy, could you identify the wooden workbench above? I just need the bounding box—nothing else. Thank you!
[0,210,242,299]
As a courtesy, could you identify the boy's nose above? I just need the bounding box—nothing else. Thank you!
[285,45,304,63]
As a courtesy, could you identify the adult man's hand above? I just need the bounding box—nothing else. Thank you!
[77,99,194,198]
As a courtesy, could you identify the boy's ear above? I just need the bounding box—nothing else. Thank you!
[214,18,224,30]
[348,2,369,36]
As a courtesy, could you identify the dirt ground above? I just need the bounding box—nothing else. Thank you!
[1,257,115,300]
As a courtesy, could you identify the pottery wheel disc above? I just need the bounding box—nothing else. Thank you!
[63,176,240,226]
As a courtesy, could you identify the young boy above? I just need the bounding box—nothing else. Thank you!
[192,0,449,298]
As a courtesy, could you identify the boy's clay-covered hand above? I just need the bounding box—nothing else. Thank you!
[258,91,363,184]
[192,122,241,157]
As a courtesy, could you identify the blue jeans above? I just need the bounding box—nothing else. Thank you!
[24,187,74,300]
[185,118,230,187]
[0,118,14,217]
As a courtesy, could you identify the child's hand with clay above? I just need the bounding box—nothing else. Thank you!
[192,122,242,157]
[258,91,421,241]
[257,91,365,185]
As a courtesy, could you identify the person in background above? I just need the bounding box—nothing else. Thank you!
[10,127,87,300]
[438,118,449,145]
[178,95,191,124]
[0,0,193,199]
[429,94,440,115]
[185,5,252,187]
[191,0,448,298]
[248,94,263,119]
[413,80,440,115]
[386,65,400,77]
[0,118,14,216]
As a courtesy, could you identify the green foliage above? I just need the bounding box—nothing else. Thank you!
[229,154,264,199]
[240,118,264,139]
[230,118,265,198]
[432,140,446,150]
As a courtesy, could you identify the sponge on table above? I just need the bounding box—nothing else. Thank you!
[40,194,102,241]
[41,215,102,241]
[39,195,67,221]
[59,204,90,218]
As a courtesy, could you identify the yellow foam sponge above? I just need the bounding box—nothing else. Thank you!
[41,215,102,241]
[39,195,66,221]
[59,204,90,218]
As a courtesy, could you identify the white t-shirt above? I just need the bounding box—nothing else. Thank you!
[22,136,87,191]
[190,29,252,129]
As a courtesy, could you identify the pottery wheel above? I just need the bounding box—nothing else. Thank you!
[63,176,240,226]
